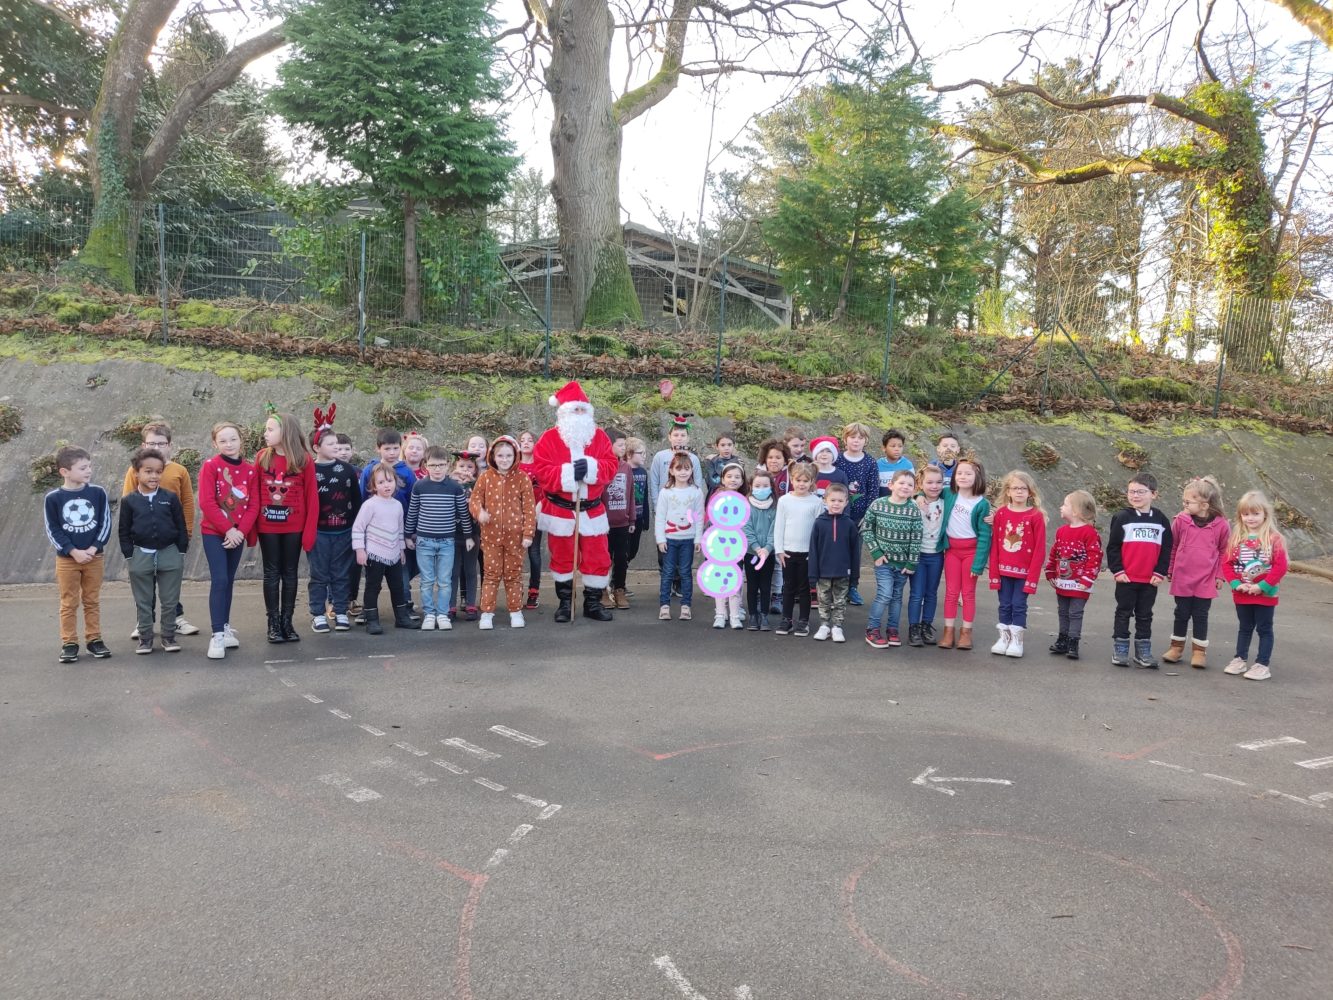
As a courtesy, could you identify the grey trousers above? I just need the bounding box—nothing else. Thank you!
[128,545,183,637]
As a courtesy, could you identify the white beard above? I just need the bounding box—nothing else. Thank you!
[556,404,596,451]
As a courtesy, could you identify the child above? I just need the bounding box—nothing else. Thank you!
[121,421,199,637]
[1222,491,1287,681]
[743,470,777,631]
[757,438,791,613]
[704,434,738,494]
[335,432,362,616]
[406,446,473,631]
[625,436,650,597]
[710,462,748,629]
[773,463,822,636]
[783,427,807,461]
[929,433,962,488]
[469,436,536,629]
[353,462,417,634]
[1044,490,1102,661]
[808,482,861,642]
[1164,477,1230,669]
[936,459,991,651]
[308,405,360,633]
[450,453,482,620]
[517,430,544,610]
[987,471,1048,657]
[253,411,318,644]
[119,447,189,654]
[836,422,879,607]
[648,414,705,511]
[358,429,416,621]
[861,469,922,648]
[907,465,946,646]
[655,452,705,620]
[45,445,112,662]
[466,434,489,474]
[808,437,849,499]
[604,437,639,610]
[403,431,429,479]
[198,422,260,659]
[335,434,356,466]
[878,429,914,497]
[1106,472,1173,668]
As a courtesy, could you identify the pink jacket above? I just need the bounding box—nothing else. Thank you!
[1168,512,1230,598]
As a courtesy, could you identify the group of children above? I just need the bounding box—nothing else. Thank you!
[44,414,1289,681]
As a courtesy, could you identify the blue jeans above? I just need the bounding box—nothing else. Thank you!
[202,533,243,634]
[416,536,456,617]
[1234,604,1275,664]
[660,539,694,606]
[308,530,354,616]
[908,551,943,625]
[997,575,1029,627]
[869,563,908,632]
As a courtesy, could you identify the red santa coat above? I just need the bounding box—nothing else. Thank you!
[532,425,618,539]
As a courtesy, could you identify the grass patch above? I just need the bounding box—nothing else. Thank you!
[30,444,67,493]
[1021,440,1060,471]
[373,399,428,432]
[1091,482,1128,514]
[1114,439,1150,469]
[107,414,158,448]
[174,447,203,478]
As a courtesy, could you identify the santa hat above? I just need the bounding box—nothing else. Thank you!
[311,403,337,445]
[549,380,590,408]
[810,436,839,462]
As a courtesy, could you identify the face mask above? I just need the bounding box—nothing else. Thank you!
[752,487,772,500]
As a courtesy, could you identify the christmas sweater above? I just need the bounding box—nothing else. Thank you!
[861,496,923,570]
[314,459,361,532]
[835,452,879,521]
[198,454,260,539]
[1223,534,1288,607]
[1044,523,1102,600]
[1106,507,1172,583]
[812,466,848,500]
[988,506,1047,593]
[654,485,705,544]
[251,450,319,551]
[1167,511,1230,598]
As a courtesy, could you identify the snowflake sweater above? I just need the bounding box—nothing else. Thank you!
[861,497,923,570]
[1044,523,1102,600]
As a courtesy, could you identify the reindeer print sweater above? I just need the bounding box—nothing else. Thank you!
[988,505,1047,593]
[199,454,260,540]
[251,450,319,550]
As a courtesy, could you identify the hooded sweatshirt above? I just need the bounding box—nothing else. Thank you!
[468,438,536,548]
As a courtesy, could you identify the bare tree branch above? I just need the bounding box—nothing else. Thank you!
[0,94,89,118]
[1267,0,1333,47]
[25,0,97,34]
[1195,0,1221,83]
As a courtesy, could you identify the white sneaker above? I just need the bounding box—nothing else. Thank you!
[1005,626,1025,657]
[831,626,846,643]
[813,624,832,641]
[439,616,453,631]
[175,616,200,636]
[420,614,437,631]
[1243,663,1271,681]
[130,626,140,639]
[660,605,672,620]
[510,611,526,628]
[479,612,495,630]
[730,616,745,630]
[713,615,726,629]
[1223,656,1248,675]
[991,625,1012,655]
[222,624,240,648]
[207,633,226,659]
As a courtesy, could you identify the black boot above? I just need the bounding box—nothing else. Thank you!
[393,604,420,630]
[365,609,383,635]
[266,611,285,644]
[583,586,614,622]
[553,581,573,623]
[280,613,300,642]
[1049,632,1069,655]
[280,578,300,642]
[908,623,925,647]
[1065,637,1081,660]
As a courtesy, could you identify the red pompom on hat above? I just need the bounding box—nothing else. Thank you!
[549,380,590,408]
[810,435,840,462]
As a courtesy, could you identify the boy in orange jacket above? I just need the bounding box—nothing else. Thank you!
[469,436,536,629]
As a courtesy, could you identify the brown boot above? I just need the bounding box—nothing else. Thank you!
[1190,642,1208,669]
[937,624,956,649]
[1162,637,1186,663]
[601,588,615,608]
[956,626,974,651]
[613,587,630,610]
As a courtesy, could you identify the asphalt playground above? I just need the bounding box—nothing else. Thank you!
[3,570,1331,1000]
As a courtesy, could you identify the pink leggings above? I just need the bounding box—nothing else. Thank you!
[942,536,979,623]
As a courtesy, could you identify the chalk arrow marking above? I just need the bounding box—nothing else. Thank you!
[913,766,1014,797]
[654,955,754,999]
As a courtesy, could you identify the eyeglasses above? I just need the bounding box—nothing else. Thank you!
[1127,488,1152,496]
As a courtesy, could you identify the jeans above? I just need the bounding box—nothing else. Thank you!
[1172,595,1213,642]
[1234,603,1275,664]
[868,563,908,632]
[1113,581,1159,640]
[996,575,1029,628]
[259,532,303,616]
[416,536,456,617]
[1057,595,1087,639]
[203,533,244,634]
[308,530,354,616]
[908,551,943,625]
[659,538,695,606]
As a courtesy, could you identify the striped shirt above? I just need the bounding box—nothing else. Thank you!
[405,477,475,540]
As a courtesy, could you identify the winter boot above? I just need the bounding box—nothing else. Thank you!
[1133,638,1158,669]
[956,626,974,651]
[1065,637,1081,660]
[1005,626,1025,657]
[524,587,540,610]
[1161,636,1186,663]
[280,613,300,643]
[601,588,616,609]
[990,625,1012,655]
[1049,633,1070,655]
[364,609,383,635]
[614,587,630,609]
[1111,637,1131,666]
[1190,641,1208,669]
[920,622,938,645]
[583,586,614,622]
[908,624,924,647]
[393,604,420,630]
[266,612,285,644]
[937,624,956,649]
[553,581,574,623]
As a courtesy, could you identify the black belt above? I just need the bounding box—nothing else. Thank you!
[544,492,603,512]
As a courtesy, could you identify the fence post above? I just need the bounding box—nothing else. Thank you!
[880,275,896,396]
[1213,292,1232,418]
[543,248,553,378]
[714,255,727,386]
[157,203,168,346]
[357,231,368,357]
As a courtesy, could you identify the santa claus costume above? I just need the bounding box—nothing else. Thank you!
[533,381,616,622]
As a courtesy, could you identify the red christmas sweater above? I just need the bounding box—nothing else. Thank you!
[198,454,260,539]
[1044,523,1102,600]
[988,505,1047,594]
[1223,534,1288,607]
[249,450,319,551]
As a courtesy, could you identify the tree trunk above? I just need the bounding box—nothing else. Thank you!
[547,0,642,329]
[403,193,421,324]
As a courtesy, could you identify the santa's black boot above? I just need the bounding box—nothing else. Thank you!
[553,581,573,623]
[583,586,614,622]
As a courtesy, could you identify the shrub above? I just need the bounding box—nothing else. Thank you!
[1021,440,1060,471]
[1115,376,1196,403]
[174,447,203,477]
[108,414,158,447]
[0,402,22,442]
[1114,438,1150,469]
[373,399,428,432]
